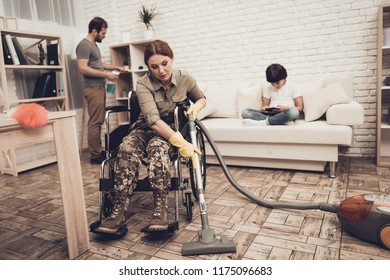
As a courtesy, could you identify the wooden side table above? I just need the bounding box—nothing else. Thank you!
[0,111,90,259]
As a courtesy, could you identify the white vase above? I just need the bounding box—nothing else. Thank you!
[143,30,154,40]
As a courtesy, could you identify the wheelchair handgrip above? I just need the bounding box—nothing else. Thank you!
[105,105,129,112]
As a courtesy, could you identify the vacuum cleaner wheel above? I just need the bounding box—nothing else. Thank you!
[379,225,390,250]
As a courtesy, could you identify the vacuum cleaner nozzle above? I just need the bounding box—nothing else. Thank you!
[182,228,236,256]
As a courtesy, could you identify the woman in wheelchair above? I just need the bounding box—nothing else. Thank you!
[95,40,207,234]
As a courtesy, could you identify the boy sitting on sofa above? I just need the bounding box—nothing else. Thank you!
[242,63,303,126]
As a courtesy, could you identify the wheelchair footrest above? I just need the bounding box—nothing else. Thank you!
[89,219,128,238]
[140,221,179,234]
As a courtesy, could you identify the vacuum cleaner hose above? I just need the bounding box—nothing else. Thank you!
[195,119,339,214]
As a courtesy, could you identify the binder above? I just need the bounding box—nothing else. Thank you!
[1,35,13,64]
[32,74,51,98]
[43,72,57,97]
[4,34,19,65]
[47,43,59,65]
[11,37,28,65]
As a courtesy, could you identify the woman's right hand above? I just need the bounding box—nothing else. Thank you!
[169,131,202,168]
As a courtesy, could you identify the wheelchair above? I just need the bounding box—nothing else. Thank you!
[89,91,207,237]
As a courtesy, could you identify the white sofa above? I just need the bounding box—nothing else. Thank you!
[197,77,364,177]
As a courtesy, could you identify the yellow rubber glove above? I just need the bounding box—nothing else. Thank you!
[186,99,206,120]
[169,131,202,168]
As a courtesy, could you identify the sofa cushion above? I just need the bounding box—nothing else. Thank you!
[303,82,351,122]
[294,79,324,100]
[236,82,263,118]
[326,101,364,125]
[203,83,243,118]
[198,101,218,120]
[201,118,353,146]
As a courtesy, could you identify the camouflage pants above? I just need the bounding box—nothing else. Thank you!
[114,126,174,195]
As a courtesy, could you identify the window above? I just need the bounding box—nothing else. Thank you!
[3,0,77,26]
[35,0,54,22]
[3,0,33,20]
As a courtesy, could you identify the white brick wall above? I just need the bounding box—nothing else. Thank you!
[2,0,390,159]
[80,0,390,158]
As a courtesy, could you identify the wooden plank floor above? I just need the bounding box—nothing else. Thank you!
[1,154,390,260]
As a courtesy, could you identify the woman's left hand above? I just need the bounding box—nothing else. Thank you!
[186,98,206,120]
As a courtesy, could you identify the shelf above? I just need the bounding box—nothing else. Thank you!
[17,155,57,173]
[130,39,156,45]
[116,97,129,101]
[381,121,390,129]
[9,96,66,105]
[133,69,148,73]
[0,28,61,40]
[4,65,63,70]
[377,156,390,167]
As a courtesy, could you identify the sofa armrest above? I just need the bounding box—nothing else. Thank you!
[326,100,364,125]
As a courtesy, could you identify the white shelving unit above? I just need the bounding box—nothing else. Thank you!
[0,28,69,175]
[377,5,390,166]
[0,29,69,111]
[109,39,153,124]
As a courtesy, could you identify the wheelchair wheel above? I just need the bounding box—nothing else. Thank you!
[102,191,114,218]
[184,192,193,221]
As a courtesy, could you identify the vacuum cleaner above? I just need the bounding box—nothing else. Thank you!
[182,115,390,255]
[182,114,236,255]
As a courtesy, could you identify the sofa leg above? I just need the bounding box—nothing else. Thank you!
[329,162,336,178]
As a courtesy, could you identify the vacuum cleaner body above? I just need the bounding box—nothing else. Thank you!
[337,194,390,250]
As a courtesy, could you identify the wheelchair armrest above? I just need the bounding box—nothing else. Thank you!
[105,105,129,112]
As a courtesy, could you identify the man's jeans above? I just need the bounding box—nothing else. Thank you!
[241,107,300,125]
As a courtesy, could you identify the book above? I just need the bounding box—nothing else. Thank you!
[47,43,59,65]
[1,35,13,64]
[4,34,20,65]
[32,74,51,99]
[11,37,29,65]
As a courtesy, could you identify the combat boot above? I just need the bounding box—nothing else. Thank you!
[96,191,130,234]
[148,191,169,231]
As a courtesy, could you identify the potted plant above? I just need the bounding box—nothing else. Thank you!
[138,5,158,39]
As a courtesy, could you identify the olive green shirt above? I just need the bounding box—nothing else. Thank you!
[136,69,205,126]
[76,38,105,86]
